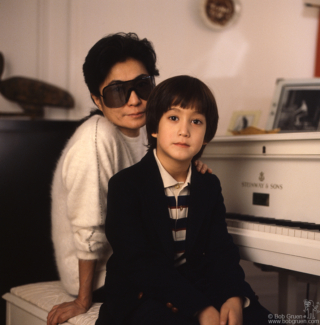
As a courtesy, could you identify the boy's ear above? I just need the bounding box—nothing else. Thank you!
[151,133,158,138]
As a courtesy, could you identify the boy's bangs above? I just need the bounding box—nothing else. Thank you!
[170,83,208,115]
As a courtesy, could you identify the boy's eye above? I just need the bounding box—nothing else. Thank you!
[192,119,203,125]
[169,116,179,121]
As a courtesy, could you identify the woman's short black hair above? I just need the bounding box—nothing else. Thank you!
[83,32,159,97]
[146,75,219,161]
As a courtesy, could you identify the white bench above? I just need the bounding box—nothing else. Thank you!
[2,282,101,325]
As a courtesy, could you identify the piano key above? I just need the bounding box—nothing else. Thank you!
[288,228,295,237]
[282,228,289,236]
[307,231,315,240]
[294,229,302,238]
[301,230,308,239]
[264,225,271,233]
[226,214,320,245]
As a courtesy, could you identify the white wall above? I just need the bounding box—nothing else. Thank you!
[0,0,318,134]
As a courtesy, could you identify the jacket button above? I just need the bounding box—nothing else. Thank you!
[138,292,143,299]
[172,307,178,313]
[166,302,173,309]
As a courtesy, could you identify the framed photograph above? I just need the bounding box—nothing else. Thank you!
[227,110,261,135]
[266,78,320,132]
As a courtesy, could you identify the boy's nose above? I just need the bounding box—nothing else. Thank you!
[127,90,142,106]
[179,123,190,137]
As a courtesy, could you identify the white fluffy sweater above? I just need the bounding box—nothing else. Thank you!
[51,115,147,295]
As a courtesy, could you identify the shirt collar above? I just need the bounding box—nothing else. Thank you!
[153,149,192,189]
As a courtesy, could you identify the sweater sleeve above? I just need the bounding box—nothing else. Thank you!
[61,117,118,260]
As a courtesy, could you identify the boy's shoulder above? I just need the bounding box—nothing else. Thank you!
[191,164,221,188]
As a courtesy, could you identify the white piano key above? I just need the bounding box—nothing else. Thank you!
[315,232,320,241]
[301,230,308,239]
[288,228,295,237]
[230,220,239,228]
[282,228,289,236]
[270,226,276,234]
[231,220,238,227]
[276,227,282,235]
[253,223,259,231]
[307,231,315,240]
[258,224,265,232]
[239,222,246,229]
[247,222,254,230]
[294,229,302,238]
[243,222,251,229]
[264,225,271,233]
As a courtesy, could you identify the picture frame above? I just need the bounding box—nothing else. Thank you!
[266,78,320,132]
[227,110,261,135]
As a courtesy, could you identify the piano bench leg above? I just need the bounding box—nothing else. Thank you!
[278,272,298,315]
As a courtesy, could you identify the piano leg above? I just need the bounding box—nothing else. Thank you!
[278,272,298,315]
[278,271,320,320]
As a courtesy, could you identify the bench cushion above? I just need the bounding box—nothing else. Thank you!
[10,281,101,325]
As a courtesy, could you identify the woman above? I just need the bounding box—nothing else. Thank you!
[47,33,210,325]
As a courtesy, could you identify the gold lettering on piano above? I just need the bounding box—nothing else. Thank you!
[241,182,283,190]
[242,182,264,188]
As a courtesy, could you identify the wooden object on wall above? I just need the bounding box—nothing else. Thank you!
[0,52,74,118]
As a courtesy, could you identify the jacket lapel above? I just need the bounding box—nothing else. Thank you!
[186,165,210,254]
[138,151,175,260]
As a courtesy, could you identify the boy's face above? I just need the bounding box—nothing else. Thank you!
[91,58,149,137]
[152,105,207,166]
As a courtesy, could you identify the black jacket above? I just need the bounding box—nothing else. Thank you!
[96,150,255,325]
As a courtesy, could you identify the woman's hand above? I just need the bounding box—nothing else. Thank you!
[194,160,212,174]
[220,297,243,325]
[47,299,90,325]
[47,259,96,325]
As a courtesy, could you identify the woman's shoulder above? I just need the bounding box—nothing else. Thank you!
[67,114,121,147]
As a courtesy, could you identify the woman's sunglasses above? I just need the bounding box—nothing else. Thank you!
[100,75,155,108]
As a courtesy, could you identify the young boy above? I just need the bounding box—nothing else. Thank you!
[96,76,271,325]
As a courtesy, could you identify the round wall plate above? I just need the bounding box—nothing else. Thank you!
[200,0,241,31]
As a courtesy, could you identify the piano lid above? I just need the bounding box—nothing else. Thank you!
[203,132,320,159]
[202,132,320,224]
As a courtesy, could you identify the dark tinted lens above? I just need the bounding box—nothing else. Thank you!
[102,76,154,108]
[102,84,126,108]
[133,77,154,100]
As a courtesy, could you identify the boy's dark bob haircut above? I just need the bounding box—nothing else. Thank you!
[146,75,219,161]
